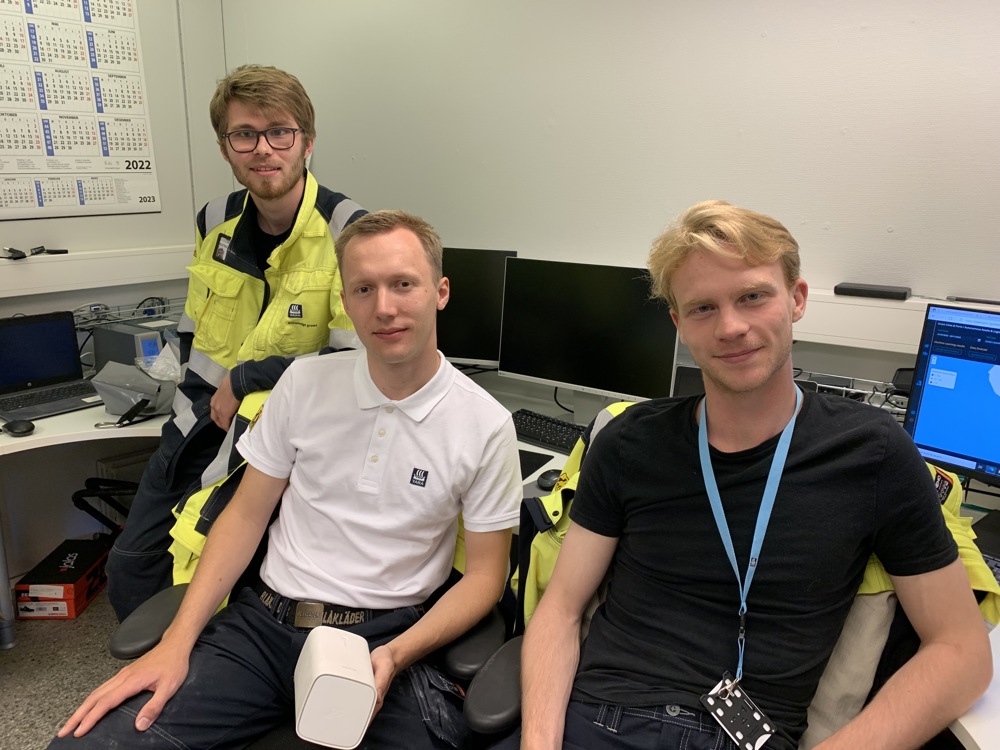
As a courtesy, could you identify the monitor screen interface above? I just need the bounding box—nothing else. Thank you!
[904,304,1000,487]
[499,258,676,401]
[437,247,516,367]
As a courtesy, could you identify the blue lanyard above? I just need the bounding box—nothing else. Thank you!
[697,387,801,682]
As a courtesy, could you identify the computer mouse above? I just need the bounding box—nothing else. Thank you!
[2,419,35,437]
[537,468,563,491]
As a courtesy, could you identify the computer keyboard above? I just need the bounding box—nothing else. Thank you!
[511,409,585,455]
[0,380,97,411]
[982,552,1000,588]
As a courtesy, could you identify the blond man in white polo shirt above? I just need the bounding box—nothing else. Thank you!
[54,211,522,750]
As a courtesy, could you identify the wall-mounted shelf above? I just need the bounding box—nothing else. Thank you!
[793,290,929,355]
[795,291,1000,355]
[0,245,191,299]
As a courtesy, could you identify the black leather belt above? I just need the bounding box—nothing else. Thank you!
[256,583,400,629]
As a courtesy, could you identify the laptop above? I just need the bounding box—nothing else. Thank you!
[0,311,103,421]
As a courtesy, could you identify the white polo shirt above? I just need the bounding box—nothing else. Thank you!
[237,350,522,608]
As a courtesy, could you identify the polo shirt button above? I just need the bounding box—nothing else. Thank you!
[370,455,379,463]
[378,429,386,438]
[385,406,395,413]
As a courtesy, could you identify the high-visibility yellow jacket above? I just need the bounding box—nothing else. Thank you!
[161,173,364,471]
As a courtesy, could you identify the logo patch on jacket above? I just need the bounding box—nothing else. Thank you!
[932,468,954,505]
[213,235,231,262]
[410,468,429,487]
[288,303,303,319]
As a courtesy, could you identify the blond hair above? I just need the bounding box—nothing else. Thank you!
[648,200,801,309]
[335,210,443,280]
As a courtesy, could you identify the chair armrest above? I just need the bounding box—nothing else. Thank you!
[109,583,189,660]
[441,605,506,681]
[463,635,523,736]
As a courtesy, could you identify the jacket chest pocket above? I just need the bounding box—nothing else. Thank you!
[267,270,337,354]
[188,265,248,355]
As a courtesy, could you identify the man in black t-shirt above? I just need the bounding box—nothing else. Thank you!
[518,201,991,750]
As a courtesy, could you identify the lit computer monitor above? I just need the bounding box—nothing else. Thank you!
[437,247,516,367]
[498,258,677,413]
[904,303,1000,488]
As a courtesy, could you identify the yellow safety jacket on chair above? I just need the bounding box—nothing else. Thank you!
[169,391,272,591]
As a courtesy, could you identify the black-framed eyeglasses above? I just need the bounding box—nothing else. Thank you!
[223,127,300,153]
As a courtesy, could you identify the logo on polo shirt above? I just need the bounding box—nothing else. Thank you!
[288,303,303,319]
[411,468,429,487]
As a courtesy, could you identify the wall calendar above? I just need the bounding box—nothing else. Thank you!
[0,0,160,219]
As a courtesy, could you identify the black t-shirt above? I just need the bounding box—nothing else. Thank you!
[246,210,292,274]
[569,392,957,746]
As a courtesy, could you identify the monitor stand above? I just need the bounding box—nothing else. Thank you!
[572,391,609,427]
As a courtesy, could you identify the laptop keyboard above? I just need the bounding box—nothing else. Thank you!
[0,380,97,411]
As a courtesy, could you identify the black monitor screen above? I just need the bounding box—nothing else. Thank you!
[499,258,676,401]
[437,247,516,366]
[904,303,1000,487]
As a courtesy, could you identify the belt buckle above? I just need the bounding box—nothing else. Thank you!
[293,601,325,629]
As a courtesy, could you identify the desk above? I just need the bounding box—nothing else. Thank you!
[949,625,1000,750]
[0,408,166,649]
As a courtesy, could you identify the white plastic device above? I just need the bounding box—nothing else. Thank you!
[294,627,377,749]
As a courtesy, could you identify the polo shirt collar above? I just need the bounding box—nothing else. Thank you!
[354,351,455,422]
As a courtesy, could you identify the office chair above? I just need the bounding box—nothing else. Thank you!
[111,580,508,750]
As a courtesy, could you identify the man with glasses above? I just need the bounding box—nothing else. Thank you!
[106,64,367,621]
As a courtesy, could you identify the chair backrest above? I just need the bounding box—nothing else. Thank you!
[511,400,1000,747]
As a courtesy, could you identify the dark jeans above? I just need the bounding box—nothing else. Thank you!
[493,700,737,750]
[106,420,224,621]
[49,588,460,750]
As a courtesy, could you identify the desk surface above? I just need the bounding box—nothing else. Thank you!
[0,407,166,457]
[949,624,1000,749]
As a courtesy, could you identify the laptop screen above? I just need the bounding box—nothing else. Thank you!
[0,311,84,394]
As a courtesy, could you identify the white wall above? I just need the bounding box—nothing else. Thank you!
[0,1,236,318]
[0,1,206,313]
[4,1,997,327]
[222,0,999,300]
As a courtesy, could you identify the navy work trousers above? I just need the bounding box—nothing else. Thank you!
[48,588,458,750]
[495,700,738,750]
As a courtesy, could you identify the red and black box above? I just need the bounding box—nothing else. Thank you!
[15,539,109,619]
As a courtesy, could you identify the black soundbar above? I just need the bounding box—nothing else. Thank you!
[833,282,911,301]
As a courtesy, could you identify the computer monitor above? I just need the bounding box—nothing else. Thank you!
[437,247,516,367]
[498,258,677,410]
[904,303,1000,488]
[671,363,820,398]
